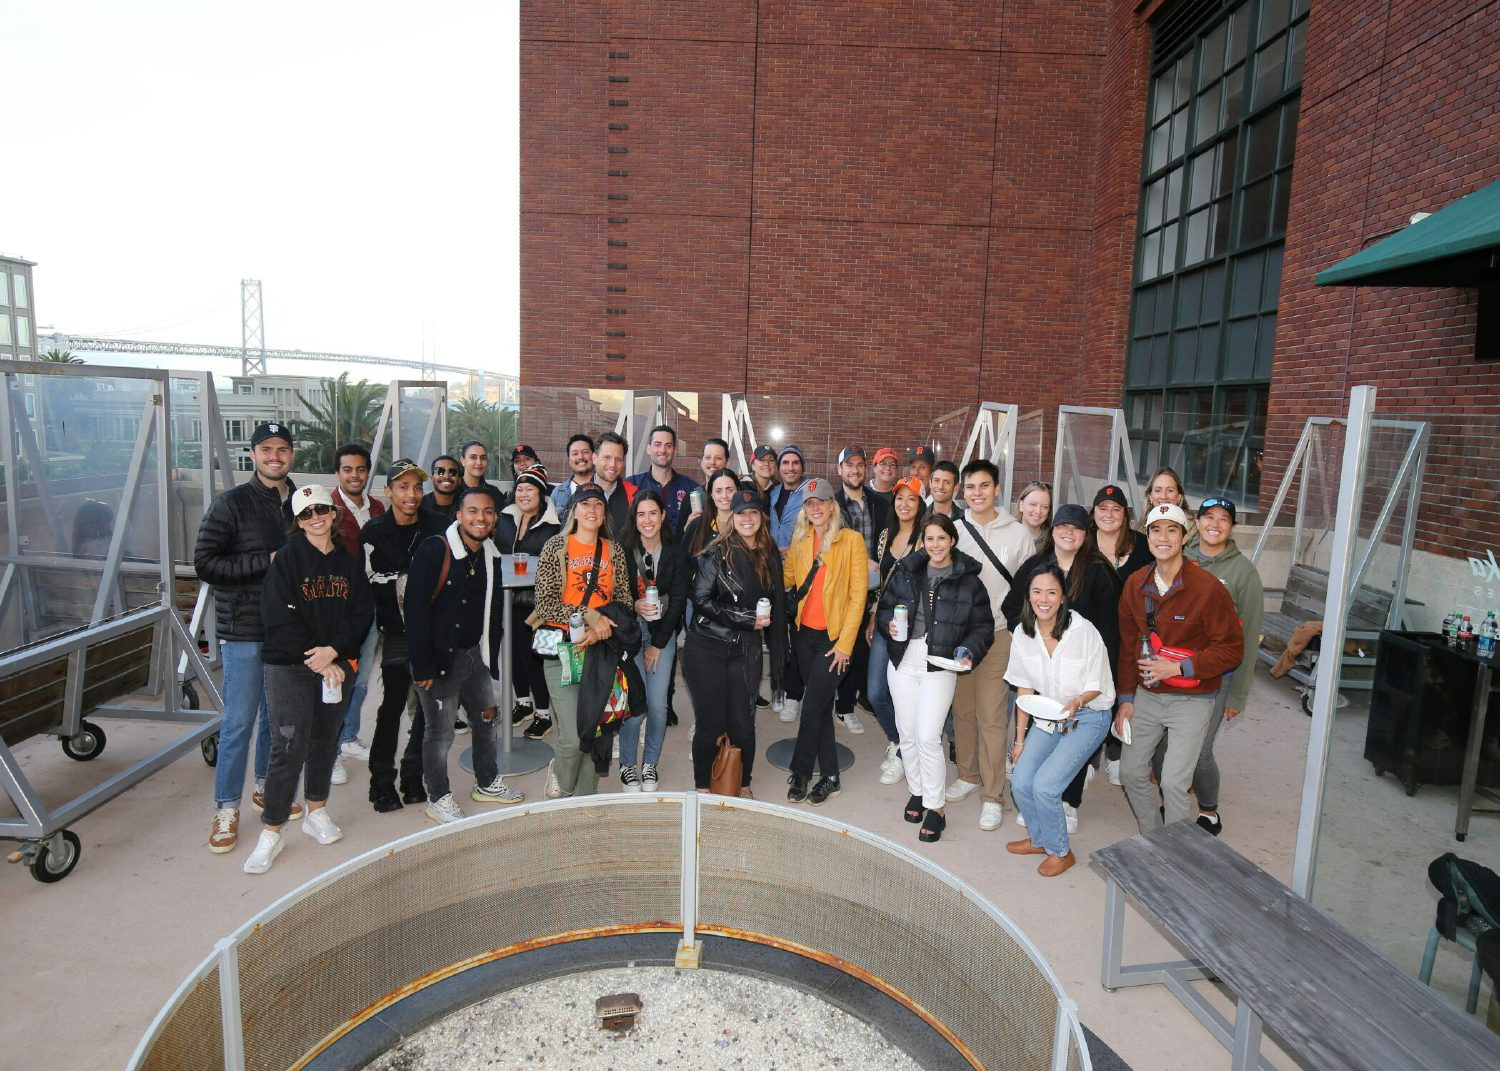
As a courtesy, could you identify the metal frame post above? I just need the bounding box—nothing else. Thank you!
[1292,386,1377,897]
[720,392,757,473]
[215,938,246,1071]
[676,791,702,968]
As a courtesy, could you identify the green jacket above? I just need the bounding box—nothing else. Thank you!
[1189,537,1264,712]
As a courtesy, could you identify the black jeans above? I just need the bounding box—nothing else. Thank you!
[370,651,426,795]
[683,632,760,788]
[510,619,551,709]
[790,625,848,779]
[835,613,872,715]
[260,663,345,827]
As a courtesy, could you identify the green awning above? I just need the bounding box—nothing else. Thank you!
[1317,178,1500,287]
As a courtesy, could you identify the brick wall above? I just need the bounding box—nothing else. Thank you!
[1269,0,1500,555]
[520,0,1114,472]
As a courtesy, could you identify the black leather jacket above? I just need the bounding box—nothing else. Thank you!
[193,476,294,641]
[689,541,787,691]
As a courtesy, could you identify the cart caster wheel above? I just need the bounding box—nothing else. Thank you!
[61,720,106,761]
[201,733,219,767]
[181,684,200,710]
[30,830,81,883]
[1301,693,1314,717]
[1372,766,1386,778]
[1405,783,1420,798]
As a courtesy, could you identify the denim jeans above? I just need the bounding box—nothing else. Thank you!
[341,622,379,744]
[619,618,676,768]
[1010,706,1111,857]
[215,640,272,809]
[260,663,346,826]
[413,645,498,801]
[866,628,898,744]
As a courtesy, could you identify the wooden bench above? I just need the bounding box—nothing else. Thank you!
[1092,822,1500,1071]
[1258,564,1401,698]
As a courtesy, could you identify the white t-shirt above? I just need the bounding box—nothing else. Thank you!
[335,487,372,529]
[1004,610,1116,711]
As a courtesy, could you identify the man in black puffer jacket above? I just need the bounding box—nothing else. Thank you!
[193,421,296,855]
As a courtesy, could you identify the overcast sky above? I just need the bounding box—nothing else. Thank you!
[2,1,517,380]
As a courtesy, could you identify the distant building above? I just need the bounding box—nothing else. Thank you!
[0,254,37,363]
[217,374,332,469]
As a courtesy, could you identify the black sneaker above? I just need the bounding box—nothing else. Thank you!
[755,694,770,708]
[401,782,427,805]
[455,718,469,734]
[523,713,552,740]
[1196,812,1223,836]
[511,701,534,725]
[372,790,403,813]
[809,777,841,806]
[666,709,679,727]
[787,773,809,803]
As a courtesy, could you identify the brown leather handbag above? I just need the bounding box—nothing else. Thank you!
[709,733,743,797]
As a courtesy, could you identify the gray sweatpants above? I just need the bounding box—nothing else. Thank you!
[1120,689,1216,833]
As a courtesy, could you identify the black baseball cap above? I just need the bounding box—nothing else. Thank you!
[1093,485,1130,509]
[1052,503,1090,530]
[1198,497,1237,523]
[910,446,937,466]
[730,487,763,514]
[511,444,538,461]
[250,421,293,448]
[837,445,866,465]
[571,482,607,507]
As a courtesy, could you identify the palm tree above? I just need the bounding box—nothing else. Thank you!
[293,373,383,472]
[448,396,518,463]
[40,349,84,363]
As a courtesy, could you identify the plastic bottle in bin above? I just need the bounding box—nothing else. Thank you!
[1139,633,1158,688]
[1480,612,1499,659]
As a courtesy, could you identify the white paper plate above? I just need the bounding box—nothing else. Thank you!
[926,655,971,672]
[1017,694,1067,721]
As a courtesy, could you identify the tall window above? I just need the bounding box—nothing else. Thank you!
[1126,0,1308,506]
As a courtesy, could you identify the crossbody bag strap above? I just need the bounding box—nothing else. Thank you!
[960,519,1014,586]
[788,552,823,611]
[427,538,452,607]
[574,536,606,611]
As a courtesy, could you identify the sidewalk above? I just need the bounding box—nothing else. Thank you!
[0,668,1309,1070]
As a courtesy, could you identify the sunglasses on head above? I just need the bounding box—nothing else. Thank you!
[433,466,460,477]
[1200,497,1233,513]
[297,504,335,520]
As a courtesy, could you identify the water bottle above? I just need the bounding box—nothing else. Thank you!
[1139,633,1158,688]
[1481,612,1499,660]
[568,611,586,643]
[892,604,909,641]
[1459,615,1475,650]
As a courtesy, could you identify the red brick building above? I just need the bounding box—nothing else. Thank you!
[520,1,1499,561]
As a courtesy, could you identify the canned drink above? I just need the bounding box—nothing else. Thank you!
[690,488,705,514]
[645,584,661,620]
[755,596,771,625]
[892,604,909,641]
[569,611,586,643]
[321,676,342,705]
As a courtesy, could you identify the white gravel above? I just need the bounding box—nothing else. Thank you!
[364,965,924,1070]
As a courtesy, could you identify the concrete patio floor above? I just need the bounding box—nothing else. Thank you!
[1,662,1437,1070]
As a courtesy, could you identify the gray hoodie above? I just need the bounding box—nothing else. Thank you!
[1190,537,1264,711]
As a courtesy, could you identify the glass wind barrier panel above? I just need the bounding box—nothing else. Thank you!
[396,385,446,472]
[1158,404,1263,508]
[923,402,979,472]
[1,370,169,646]
[517,388,628,476]
[1013,408,1048,489]
[1054,410,1128,516]
[1302,411,1496,1021]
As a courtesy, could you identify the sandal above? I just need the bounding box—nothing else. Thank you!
[919,809,946,843]
[739,787,754,799]
[904,794,924,824]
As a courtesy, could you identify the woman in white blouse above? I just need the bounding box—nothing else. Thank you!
[1003,564,1116,877]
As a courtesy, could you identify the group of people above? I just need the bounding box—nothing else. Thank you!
[194,418,1263,881]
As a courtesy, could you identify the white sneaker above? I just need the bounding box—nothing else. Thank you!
[838,710,866,734]
[1064,803,1079,834]
[619,764,641,792]
[979,801,1004,830]
[330,757,349,785]
[243,829,283,874]
[1104,758,1122,786]
[424,793,466,824]
[878,743,903,785]
[1084,764,1096,789]
[641,763,659,791]
[471,776,525,804]
[1016,811,1027,827]
[944,778,981,803]
[301,808,343,845]
[779,697,800,724]
[544,760,566,800]
[339,738,371,761]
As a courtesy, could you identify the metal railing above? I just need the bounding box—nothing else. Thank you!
[128,794,1091,1071]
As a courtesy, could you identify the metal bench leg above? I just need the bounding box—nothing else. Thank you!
[1419,927,1439,985]
[1102,876,1127,989]
[1230,999,1263,1071]
[1468,954,1484,1015]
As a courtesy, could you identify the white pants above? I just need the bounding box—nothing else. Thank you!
[887,636,958,810]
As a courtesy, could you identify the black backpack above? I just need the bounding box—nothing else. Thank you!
[1427,852,1500,941]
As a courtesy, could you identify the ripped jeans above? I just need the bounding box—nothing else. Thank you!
[259,663,348,827]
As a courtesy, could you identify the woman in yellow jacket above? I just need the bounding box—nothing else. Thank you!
[783,477,868,805]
